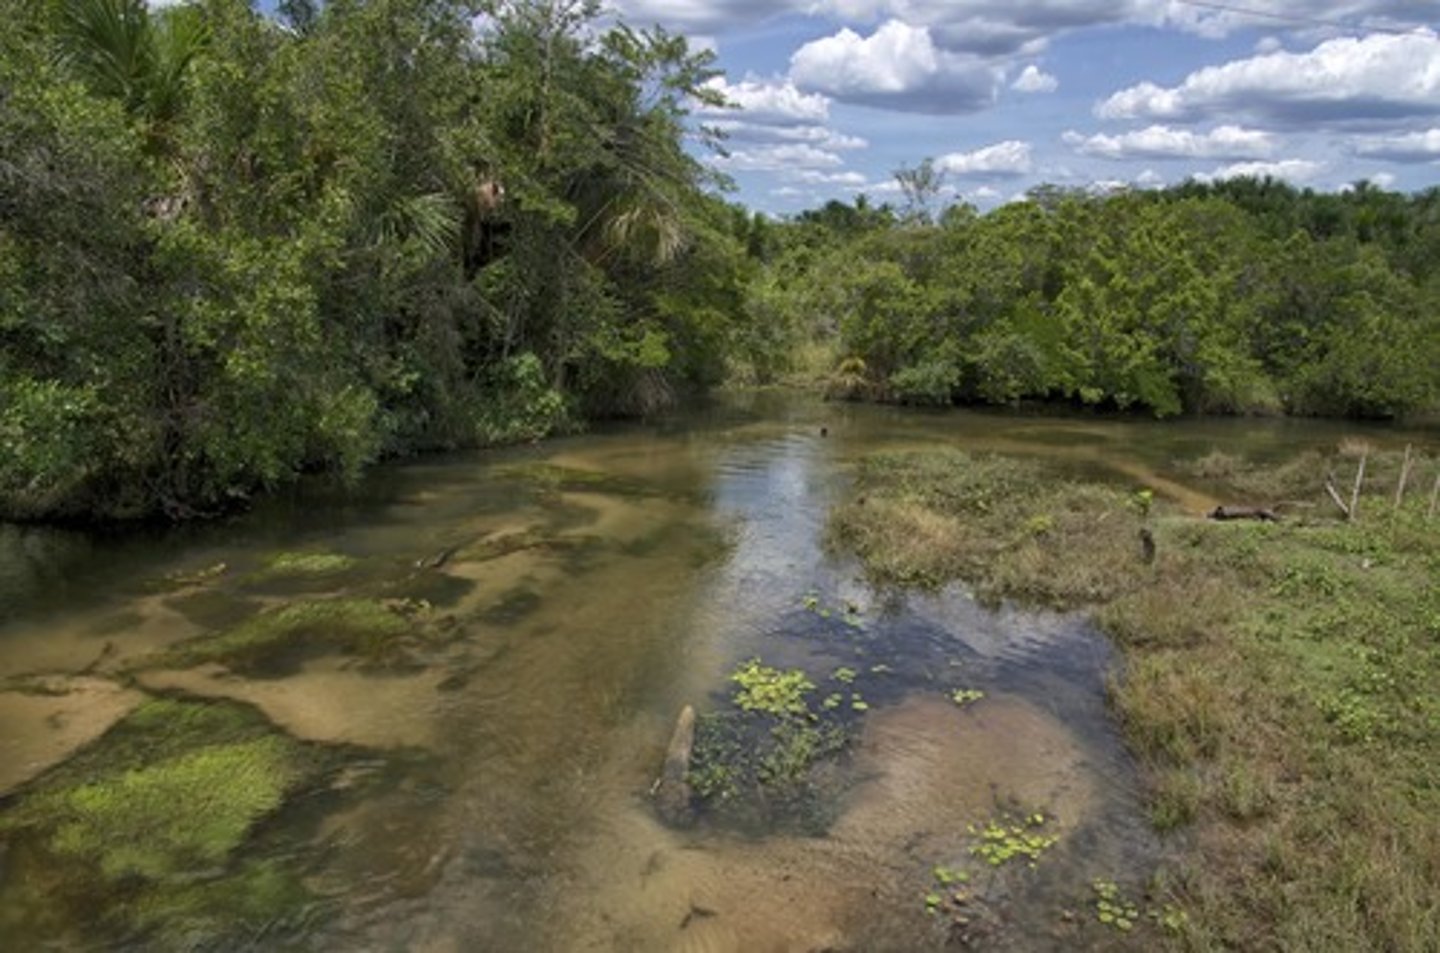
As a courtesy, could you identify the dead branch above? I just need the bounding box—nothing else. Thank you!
[1325,473,1352,520]
[1348,451,1368,522]
[1394,444,1413,509]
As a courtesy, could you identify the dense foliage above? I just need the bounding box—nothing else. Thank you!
[751,179,1440,420]
[5,2,1438,522]
[1,0,760,520]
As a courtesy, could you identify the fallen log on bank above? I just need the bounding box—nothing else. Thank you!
[1209,505,1282,523]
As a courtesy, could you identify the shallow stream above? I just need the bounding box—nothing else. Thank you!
[0,393,1425,951]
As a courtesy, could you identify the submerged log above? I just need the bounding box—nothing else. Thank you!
[653,705,696,826]
[1209,505,1281,523]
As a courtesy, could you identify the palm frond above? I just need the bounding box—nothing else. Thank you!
[372,192,462,259]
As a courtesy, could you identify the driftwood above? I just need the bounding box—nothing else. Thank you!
[1209,505,1281,523]
[652,705,696,826]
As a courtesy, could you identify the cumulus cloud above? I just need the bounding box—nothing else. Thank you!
[1012,65,1059,93]
[1350,128,1440,161]
[1194,158,1325,183]
[613,1,1432,53]
[789,20,1003,113]
[712,143,846,171]
[936,140,1033,177]
[699,77,830,127]
[1097,31,1440,126]
[708,120,867,150]
[1063,124,1277,160]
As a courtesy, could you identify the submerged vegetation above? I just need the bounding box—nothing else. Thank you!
[144,597,433,674]
[0,697,330,944]
[831,444,1440,950]
[683,657,854,833]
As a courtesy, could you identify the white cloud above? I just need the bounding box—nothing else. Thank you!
[936,140,1033,177]
[1012,65,1059,93]
[699,77,830,127]
[792,169,870,185]
[789,20,1003,113]
[1194,158,1325,183]
[1098,31,1440,126]
[1135,168,1166,187]
[1063,124,1277,160]
[709,120,867,151]
[1367,171,1398,188]
[712,144,846,171]
[1351,128,1440,162]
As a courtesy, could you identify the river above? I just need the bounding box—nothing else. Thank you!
[0,393,1425,951]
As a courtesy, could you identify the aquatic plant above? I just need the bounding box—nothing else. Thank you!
[250,550,359,578]
[950,688,985,707]
[1092,879,1140,931]
[0,697,349,948]
[145,598,419,673]
[730,659,814,717]
[967,812,1057,868]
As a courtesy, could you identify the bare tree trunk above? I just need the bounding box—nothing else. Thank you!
[1429,471,1440,520]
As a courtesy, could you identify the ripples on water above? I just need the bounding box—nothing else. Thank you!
[0,394,1423,950]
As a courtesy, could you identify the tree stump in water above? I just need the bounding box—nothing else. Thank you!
[654,705,696,826]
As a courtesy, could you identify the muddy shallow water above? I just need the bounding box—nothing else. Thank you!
[1,393,1426,951]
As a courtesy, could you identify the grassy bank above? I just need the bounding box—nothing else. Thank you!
[830,446,1440,951]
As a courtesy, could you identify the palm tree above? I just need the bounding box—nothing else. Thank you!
[55,0,208,149]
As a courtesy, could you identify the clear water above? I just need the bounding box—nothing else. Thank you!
[1,393,1430,951]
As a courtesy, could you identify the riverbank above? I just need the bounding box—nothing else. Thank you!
[830,444,1440,950]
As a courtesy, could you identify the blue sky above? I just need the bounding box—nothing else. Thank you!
[602,0,1440,213]
[235,2,1440,213]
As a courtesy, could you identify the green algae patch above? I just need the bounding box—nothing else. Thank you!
[257,551,358,577]
[146,598,426,675]
[42,737,300,880]
[0,697,336,949]
[1,699,317,884]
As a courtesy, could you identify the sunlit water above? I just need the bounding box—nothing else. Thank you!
[1,393,1430,951]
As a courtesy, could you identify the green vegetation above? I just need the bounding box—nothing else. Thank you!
[0,697,326,944]
[729,658,815,717]
[252,550,359,578]
[966,813,1058,869]
[749,180,1440,421]
[684,657,853,833]
[950,688,985,707]
[146,597,425,673]
[831,445,1440,950]
[830,449,1145,604]
[0,0,766,521]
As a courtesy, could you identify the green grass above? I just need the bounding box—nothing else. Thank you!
[829,446,1440,951]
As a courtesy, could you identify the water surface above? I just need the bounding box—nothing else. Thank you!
[1,394,1429,951]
